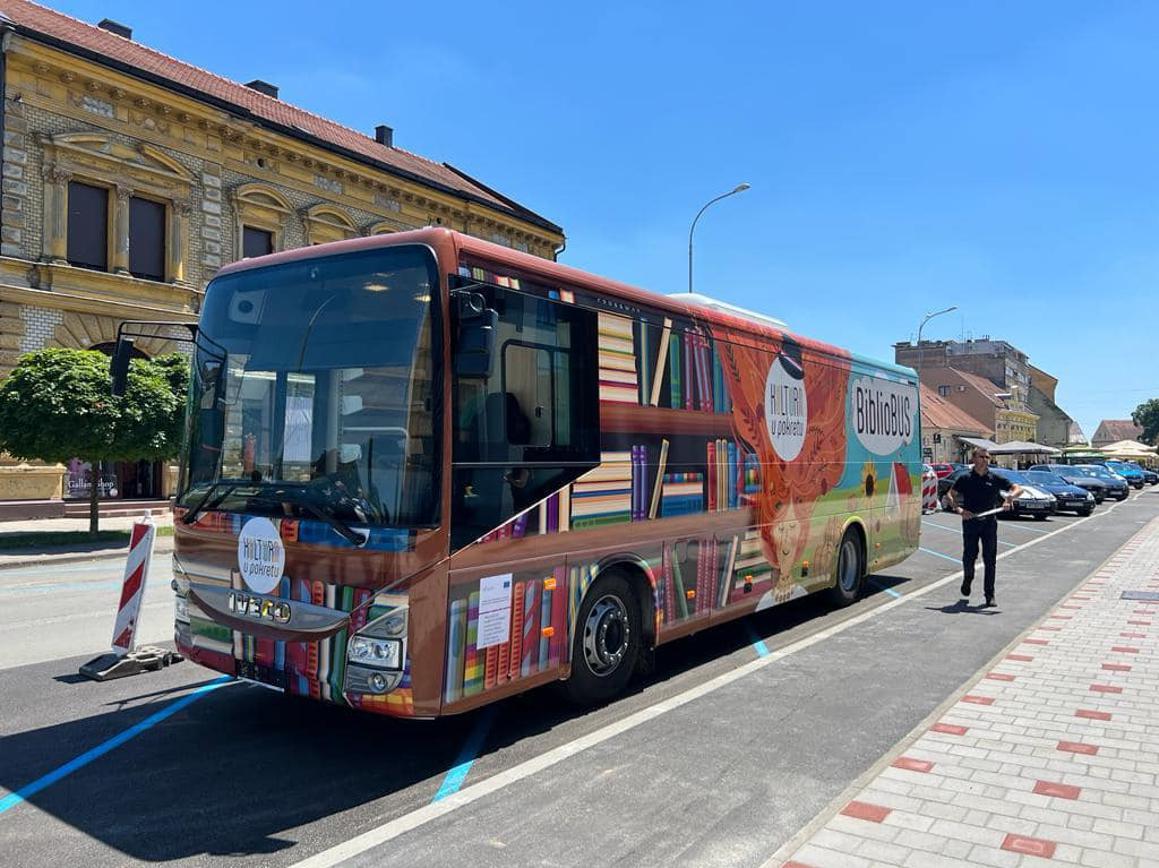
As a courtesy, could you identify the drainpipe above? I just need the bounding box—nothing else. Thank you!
[553,236,566,262]
[0,14,13,216]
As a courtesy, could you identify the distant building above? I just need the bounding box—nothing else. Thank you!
[1026,365,1077,450]
[919,384,991,463]
[894,337,1032,395]
[917,367,1038,449]
[1092,420,1144,448]
[1066,420,1088,446]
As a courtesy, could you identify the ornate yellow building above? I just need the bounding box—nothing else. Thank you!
[0,2,564,506]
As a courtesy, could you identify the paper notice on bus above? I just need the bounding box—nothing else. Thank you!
[477,573,514,649]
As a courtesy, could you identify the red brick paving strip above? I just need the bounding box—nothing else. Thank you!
[1033,780,1081,800]
[839,800,891,823]
[1089,683,1123,694]
[1006,653,1034,661]
[985,672,1015,681]
[961,694,994,705]
[1057,740,1099,755]
[1075,709,1112,721]
[891,756,933,773]
[1111,645,1140,653]
[1001,833,1058,859]
[1101,663,1131,672]
[931,722,968,735]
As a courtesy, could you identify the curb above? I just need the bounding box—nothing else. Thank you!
[0,537,175,570]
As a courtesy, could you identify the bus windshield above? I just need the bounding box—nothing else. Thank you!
[181,245,441,528]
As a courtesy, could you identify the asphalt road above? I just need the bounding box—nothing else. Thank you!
[0,553,175,670]
[1,488,1156,867]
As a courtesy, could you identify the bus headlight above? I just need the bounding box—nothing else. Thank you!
[175,594,190,625]
[348,636,402,670]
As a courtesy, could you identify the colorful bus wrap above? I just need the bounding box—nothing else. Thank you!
[160,228,920,718]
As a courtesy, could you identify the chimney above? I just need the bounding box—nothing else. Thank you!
[245,79,279,99]
[97,18,132,39]
[375,125,393,148]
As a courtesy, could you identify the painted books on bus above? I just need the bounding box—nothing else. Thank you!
[597,313,639,404]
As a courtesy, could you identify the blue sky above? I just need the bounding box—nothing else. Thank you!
[54,1,1159,438]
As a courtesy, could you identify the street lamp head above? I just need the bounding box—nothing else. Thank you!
[733,183,751,193]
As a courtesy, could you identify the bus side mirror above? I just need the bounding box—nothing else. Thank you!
[454,292,497,379]
[110,337,135,397]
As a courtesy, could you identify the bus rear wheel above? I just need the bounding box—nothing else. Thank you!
[564,571,642,706]
[827,529,864,607]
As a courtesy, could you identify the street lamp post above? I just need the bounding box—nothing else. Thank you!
[916,305,958,378]
[916,305,958,462]
[688,183,750,294]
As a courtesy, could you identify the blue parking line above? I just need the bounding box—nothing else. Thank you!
[432,707,495,802]
[746,623,770,657]
[867,578,901,599]
[0,675,232,817]
[919,547,960,564]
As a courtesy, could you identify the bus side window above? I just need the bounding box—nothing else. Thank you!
[451,284,599,550]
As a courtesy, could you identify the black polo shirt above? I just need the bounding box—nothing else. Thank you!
[952,469,1007,514]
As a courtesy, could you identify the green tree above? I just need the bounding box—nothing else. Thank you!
[0,348,189,536]
[1133,398,1159,445]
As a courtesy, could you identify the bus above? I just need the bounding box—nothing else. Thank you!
[118,228,921,718]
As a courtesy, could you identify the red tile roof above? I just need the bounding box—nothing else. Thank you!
[920,385,990,435]
[1092,419,1143,446]
[951,369,1006,406]
[1,0,559,232]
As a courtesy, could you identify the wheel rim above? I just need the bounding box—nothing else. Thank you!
[582,594,630,678]
[838,538,860,593]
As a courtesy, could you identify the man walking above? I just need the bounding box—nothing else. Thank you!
[946,448,1020,607]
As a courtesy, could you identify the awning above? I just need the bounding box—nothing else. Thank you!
[988,441,1062,456]
[959,437,999,451]
[1100,439,1157,459]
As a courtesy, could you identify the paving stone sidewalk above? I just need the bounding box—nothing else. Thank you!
[776,518,1159,868]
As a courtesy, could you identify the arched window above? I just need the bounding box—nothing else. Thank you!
[231,184,293,259]
[302,204,357,246]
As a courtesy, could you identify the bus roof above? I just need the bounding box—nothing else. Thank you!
[216,228,915,382]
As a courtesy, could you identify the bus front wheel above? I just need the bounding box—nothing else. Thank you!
[564,571,642,706]
[828,528,864,607]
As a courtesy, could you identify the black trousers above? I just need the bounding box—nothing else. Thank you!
[962,516,998,599]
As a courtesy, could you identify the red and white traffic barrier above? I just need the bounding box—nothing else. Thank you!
[80,511,182,681]
[110,512,156,654]
[921,470,939,514]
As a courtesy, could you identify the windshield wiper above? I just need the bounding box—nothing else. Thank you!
[181,480,243,525]
[250,487,368,547]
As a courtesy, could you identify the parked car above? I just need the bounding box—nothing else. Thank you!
[938,467,1057,518]
[1072,464,1130,501]
[921,464,939,513]
[930,462,965,479]
[988,468,1057,519]
[1022,470,1096,516]
[937,467,969,505]
[1029,464,1109,503]
[1121,461,1158,485]
[1104,460,1146,490]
